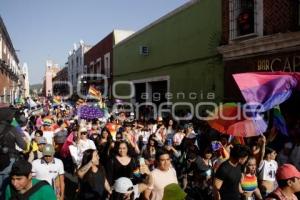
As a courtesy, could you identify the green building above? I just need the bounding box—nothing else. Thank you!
[113,0,222,117]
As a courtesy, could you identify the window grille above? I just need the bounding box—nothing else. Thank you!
[229,0,257,40]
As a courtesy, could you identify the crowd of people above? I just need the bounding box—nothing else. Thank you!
[0,97,300,200]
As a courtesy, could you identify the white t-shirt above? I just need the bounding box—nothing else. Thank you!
[173,133,185,145]
[150,167,178,200]
[69,139,96,167]
[78,139,96,153]
[258,160,278,181]
[32,158,64,186]
[43,130,54,145]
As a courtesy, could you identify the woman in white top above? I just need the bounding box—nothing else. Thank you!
[258,147,278,198]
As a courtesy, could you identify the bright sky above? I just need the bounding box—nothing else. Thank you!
[0,0,188,84]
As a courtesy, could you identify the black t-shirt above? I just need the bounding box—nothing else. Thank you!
[79,166,106,200]
[106,156,137,185]
[215,160,242,200]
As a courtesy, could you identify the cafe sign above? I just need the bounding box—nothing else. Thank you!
[257,55,300,72]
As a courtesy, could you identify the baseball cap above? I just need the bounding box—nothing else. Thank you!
[37,137,47,145]
[113,177,134,194]
[42,144,55,156]
[43,117,52,126]
[10,159,32,177]
[162,183,186,200]
[276,164,300,180]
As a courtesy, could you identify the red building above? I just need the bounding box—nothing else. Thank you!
[218,0,300,101]
[84,30,134,99]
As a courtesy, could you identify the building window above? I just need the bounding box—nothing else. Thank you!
[229,0,257,40]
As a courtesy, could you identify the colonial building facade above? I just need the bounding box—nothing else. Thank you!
[0,16,24,104]
[218,0,300,101]
[67,41,91,95]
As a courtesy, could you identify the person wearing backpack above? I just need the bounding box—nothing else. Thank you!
[0,107,27,198]
[4,159,56,200]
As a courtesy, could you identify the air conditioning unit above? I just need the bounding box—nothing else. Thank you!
[139,46,149,56]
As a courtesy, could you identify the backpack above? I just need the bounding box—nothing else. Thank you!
[10,180,49,200]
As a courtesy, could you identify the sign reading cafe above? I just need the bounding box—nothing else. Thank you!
[257,55,300,72]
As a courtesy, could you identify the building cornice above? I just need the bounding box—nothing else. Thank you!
[115,0,199,47]
[0,16,19,63]
[218,32,300,61]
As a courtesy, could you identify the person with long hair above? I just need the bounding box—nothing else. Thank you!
[77,149,111,200]
[141,135,159,170]
[240,157,263,200]
[96,127,113,165]
[258,146,278,198]
[106,141,137,185]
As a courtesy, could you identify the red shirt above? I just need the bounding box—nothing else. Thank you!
[266,188,298,200]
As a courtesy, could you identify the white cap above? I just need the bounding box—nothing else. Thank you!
[79,127,87,133]
[113,177,134,194]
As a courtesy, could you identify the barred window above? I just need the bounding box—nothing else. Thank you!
[229,0,257,40]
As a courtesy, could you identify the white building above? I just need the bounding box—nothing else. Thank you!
[67,40,91,93]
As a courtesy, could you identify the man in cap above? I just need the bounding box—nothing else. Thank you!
[4,159,56,200]
[32,144,65,200]
[266,164,300,200]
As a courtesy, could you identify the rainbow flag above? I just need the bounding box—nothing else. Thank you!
[88,85,101,100]
[53,96,62,105]
[273,105,288,136]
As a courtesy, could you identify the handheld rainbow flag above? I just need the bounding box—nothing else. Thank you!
[88,85,101,100]
[53,96,62,105]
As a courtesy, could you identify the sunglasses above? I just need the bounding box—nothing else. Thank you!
[126,186,134,192]
[81,132,88,135]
